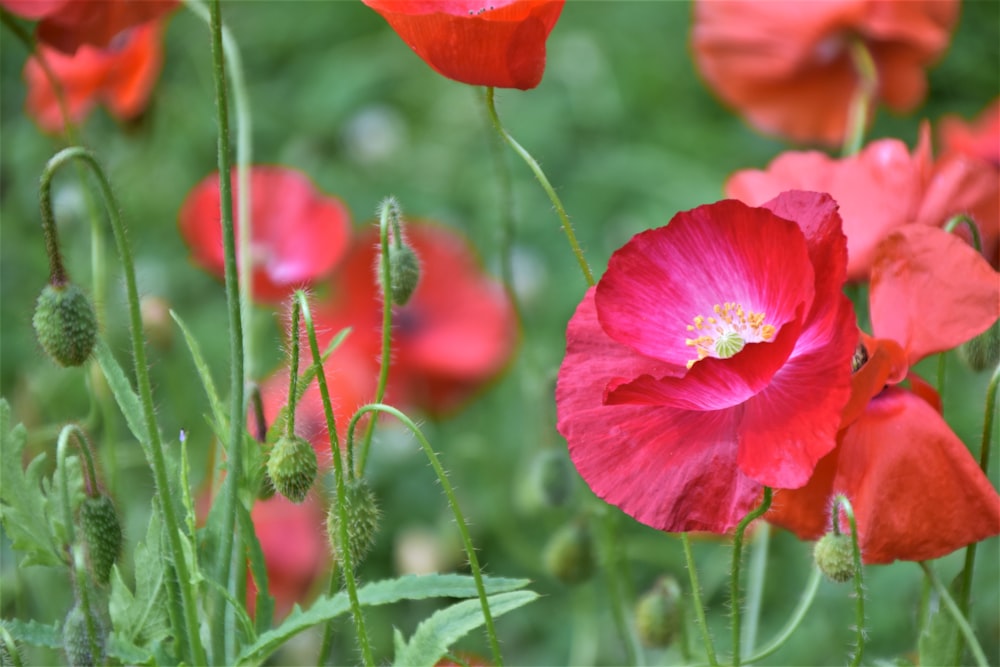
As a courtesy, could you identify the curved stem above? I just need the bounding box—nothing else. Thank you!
[944,213,984,254]
[832,495,865,667]
[842,38,877,157]
[347,403,505,666]
[56,428,79,550]
[296,292,374,667]
[41,147,206,665]
[484,87,594,287]
[58,425,100,497]
[743,566,822,664]
[742,522,770,657]
[681,533,718,666]
[920,562,989,667]
[71,546,103,665]
[730,488,772,666]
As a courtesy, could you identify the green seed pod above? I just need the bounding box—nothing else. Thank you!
[635,576,682,648]
[33,282,98,367]
[79,494,123,585]
[543,521,593,585]
[814,532,856,583]
[327,477,381,570]
[958,320,999,372]
[62,602,107,667]
[386,243,420,306]
[267,436,318,504]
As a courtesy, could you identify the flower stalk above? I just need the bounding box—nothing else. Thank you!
[730,487,772,666]
[831,495,865,667]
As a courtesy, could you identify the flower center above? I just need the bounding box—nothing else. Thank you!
[684,302,776,369]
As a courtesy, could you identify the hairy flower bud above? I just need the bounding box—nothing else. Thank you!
[79,494,123,585]
[543,521,593,585]
[528,449,574,509]
[62,602,107,667]
[33,282,98,367]
[385,242,421,306]
[958,321,1000,372]
[635,576,682,648]
[327,477,381,570]
[267,436,318,504]
[814,532,856,583]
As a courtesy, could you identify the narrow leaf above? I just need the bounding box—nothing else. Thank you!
[170,310,228,436]
[93,338,148,445]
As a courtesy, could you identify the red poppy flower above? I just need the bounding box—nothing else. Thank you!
[247,493,329,619]
[361,0,565,90]
[556,192,858,534]
[23,21,164,133]
[939,98,1000,168]
[691,0,958,145]
[726,124,999,280]
[314,222,517,416]
[768,226,1000,563]
[178,166,352,303]
[0,0,177,54]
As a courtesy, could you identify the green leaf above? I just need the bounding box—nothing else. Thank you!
[237,573,530,665]
[393,591,539,667]
[3,618,61,649]
[109,508,168,646]
[236,502,274,636]
[170,310,228,437]
[93,338,148,446]
[0,400,62,568]
[918,572,963,667]
[106,632,154,665]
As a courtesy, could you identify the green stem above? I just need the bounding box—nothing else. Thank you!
[483,86,594,287]
[682,533,718,666]
[920,562,989,667]
[943,213,984,253]
[953,363,999,664]
[56,428,79,551]
[0,624,23,667]
[742,522,770,657]
[743,567,822,664]
[295,292,375,667]
[56,424,100,497]
[71,546,103,666]
[41,147,207,665]
[842,38,877,157]
[831,495,865,667]
[730,488,772,666]
[596,510,641,665]
[347,403,505,666]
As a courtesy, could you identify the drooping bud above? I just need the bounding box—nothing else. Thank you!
[635,576,682,648]
[958,320,999,372]
[386,242,421,306]
[267,436,318,504]
[814,532,856,583]
[79,494,123,585]
[543,521,593,585]
[257,468,276,500]
[518,449,574,512]
[327,477,381,570]
[33,282,98,367]
[62,602,107,667]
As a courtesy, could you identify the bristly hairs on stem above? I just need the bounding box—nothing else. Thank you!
[831,494,866,667]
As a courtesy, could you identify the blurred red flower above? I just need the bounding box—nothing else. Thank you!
[939,98,1000,167]
[692,0,958,145]
[24,21,165,133]
[178,166,352,303]
[1,0,176,53]
[556,192,858,533]
[726,124,999,280]
[768,226,1000,563]
[314,222,517,416]
[361,0,565,89]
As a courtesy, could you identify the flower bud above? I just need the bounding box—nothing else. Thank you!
[543,521,593,585]
[385,242,420,306]
[327,477,381,570]
[528,449,574,509]
[79,494,123,585]
[958,321,999,372]
[267,436,318,504]
[257,468,276,501]
[62,602,107,667]
[814,532,856,583]
[33,282,98,367]
[635,576,682,647]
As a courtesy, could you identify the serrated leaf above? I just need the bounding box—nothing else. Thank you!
[918,572,963,667]
[107,632,154,665]
[3,617,61,649]
[237,573,530,665]
[110,509,168,646]
[94,338,148,446]
[170,310,228,437]
[0,400,62,568]
[393,591,539,667]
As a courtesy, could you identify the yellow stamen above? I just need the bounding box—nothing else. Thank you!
[684,302,775,368]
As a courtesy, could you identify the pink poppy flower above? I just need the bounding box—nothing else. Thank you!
[24,21,165,133]
[691,0,958,145]
[556,191,858,533]
[178,166,352,303]
[726,124,999,280]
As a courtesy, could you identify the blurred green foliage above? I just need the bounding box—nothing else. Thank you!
[1,1,997,665]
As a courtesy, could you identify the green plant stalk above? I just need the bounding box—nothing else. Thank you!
[41,147,207,665]
[832,495,865,667]
[943,213,984,253]
[56,428,80,550]
[596,510,641,665]
[71,546,103,667]
[58,425,100,497]
[355,199,399,477]
[484,86,594,287]
[295,292,375,667]
[207,1,248,663]
[347,403,505,666]
[953,363,999,665]
[843,38,877,157]
[482,93,522,323]
[742,521,770,657]
[682,533,718,666]
[0,624,23,667]
[920,561,989,667]
[743,566,822,664]
[730,487,772,666]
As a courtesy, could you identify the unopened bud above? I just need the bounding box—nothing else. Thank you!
[958,321,999,372]
[79,494,123,585]
[543,521,593,585]
[814,532,856,583]
[267,436,318,504]
[635,576,682,647]
[33,282,98,367]
[386,242,420,306]
[62,602,107,667]
[528,449,573,509]
[327,477,381,570]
